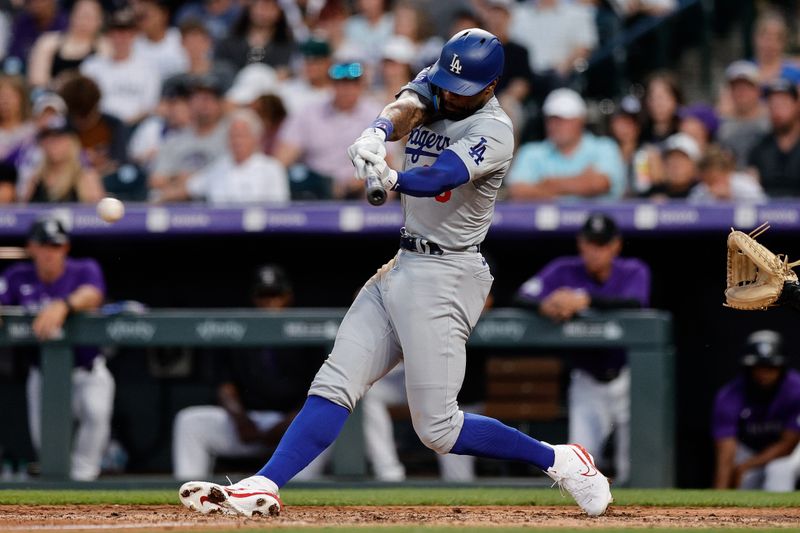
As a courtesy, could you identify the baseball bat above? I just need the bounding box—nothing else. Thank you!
[365,163,387,206]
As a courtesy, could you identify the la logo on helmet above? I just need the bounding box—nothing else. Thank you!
[449,53,462,74]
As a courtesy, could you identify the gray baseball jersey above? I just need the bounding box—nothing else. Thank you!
[310,70,513,455]
[399,71,514,249]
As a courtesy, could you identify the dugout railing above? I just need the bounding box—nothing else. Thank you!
[0,308,674,487]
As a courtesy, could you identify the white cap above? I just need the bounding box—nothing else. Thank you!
[225,64,279,105]
[382,36,415,65]
[543,88,587,119]
[32,92,67,117]
[663,133,701,162]
[725,60,760,85]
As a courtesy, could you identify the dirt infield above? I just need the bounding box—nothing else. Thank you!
[1,505,800,530]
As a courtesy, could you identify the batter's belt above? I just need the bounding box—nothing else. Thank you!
[399,228,481,255]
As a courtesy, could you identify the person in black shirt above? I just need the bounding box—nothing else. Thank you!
[748,78,800,197]
[172,265,326,480]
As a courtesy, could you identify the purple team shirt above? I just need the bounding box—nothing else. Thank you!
[712,369,800,452]
[0,258,106,369]
[517,256,651,377]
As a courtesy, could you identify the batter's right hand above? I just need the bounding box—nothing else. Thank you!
[347,127,387,178]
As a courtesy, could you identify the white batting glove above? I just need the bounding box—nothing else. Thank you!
[358,148,398,190]
[347,128,387,179]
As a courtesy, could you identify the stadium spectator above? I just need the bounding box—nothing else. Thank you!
[0,218,111,481]
[26,0,108,90]
[343,0,394,70]
[132,0,189,81]
[588,0,676,45]
[607,95,663,197]
[275,60,383,200]
[23,115,104,203]
[376,37,414,164]
[514,212,650,485]
[6,0,68,74]
[225,63,279,108]
[58,74,130,177]
[80,9,161,124]
[748,78,800,197]
[172,265,327,480]
[407,0,473,39]
[0,161,15,202]
[641,70,683,144]
[175,0,242,42]
[162,108,289,204]
[750,11,800,86]
[175,19,235,91]
[688,145,766,203]
[482,0,533,144]
[449,8,481,36]
[277,37,333,114]
[509,0,597,98]
[377,36,414,101]
[507,88,625,200]
[7,91,66,199]
[640,133,700,199]
[127,78,193,172]
[392,0,443,72]
[250,93,287,156]
[214,0,295,75]
[713,330,800,491]
[0,74,35,163]
[717,60,770,169]
[0,5,10,62]
[148,73,228,201]
[678,103,719,155]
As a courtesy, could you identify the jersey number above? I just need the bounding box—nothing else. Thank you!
[435,191,452,203]
[468,137,488,165]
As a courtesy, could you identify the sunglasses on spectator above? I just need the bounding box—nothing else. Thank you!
[329,63,363,81]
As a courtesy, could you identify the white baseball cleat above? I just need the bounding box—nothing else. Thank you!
[546,443,613,517]
[179,475,283,517]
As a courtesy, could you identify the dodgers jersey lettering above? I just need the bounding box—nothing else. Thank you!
[399,68,514,249]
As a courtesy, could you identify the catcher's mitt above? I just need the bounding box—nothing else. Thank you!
[725,223,800,310]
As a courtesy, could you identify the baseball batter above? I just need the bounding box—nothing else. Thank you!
[179,29,612,517]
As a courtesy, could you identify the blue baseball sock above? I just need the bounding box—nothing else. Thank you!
[450,413,555,470]
[256,395,349,487]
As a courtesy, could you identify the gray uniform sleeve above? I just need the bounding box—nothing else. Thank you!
[397,67,435,107]
[446,117,514,182]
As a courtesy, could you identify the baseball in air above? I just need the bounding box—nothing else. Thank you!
[97,197,125,223]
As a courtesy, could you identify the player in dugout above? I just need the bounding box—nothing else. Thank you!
[713,330,800,491]
[0,218,111,481]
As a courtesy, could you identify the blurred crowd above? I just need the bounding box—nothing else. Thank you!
[0,0,798,204]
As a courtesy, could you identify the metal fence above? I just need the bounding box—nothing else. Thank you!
[0,308,674,486]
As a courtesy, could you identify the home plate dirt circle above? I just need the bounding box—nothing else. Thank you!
[1,505,800,530]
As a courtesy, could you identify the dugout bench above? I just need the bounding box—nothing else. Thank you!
[0,308,674,487]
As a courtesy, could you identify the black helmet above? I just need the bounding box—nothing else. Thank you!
[252,265,292,298]
[741,330,786,367]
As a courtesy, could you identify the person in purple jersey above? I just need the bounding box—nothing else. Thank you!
[514,212,651,485]
[713,330,800,491]
[0,218,112,481]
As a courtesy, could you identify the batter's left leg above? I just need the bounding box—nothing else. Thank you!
[387,252,555,469]
[257,261,403,487]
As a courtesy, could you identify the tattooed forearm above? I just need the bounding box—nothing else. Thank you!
[380,91,433,141]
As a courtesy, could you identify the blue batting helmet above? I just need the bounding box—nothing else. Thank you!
[428,28,504,97]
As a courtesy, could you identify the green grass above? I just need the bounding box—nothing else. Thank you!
[1,487,800,507]
[124,530,800,533]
